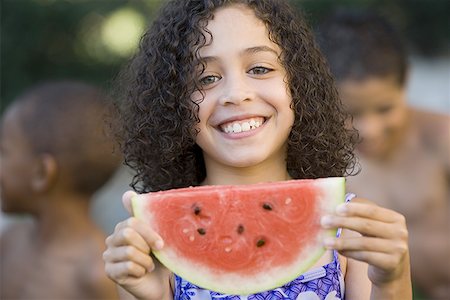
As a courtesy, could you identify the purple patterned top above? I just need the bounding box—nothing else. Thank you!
[173,193,355,300]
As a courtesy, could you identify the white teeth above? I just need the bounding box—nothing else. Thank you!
[227,124,234,133]
[220,118,264,134]
[232,123,242,133]
[241,122,250,132]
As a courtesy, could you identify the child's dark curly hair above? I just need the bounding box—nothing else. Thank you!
[316,9,408,86]
[115,0,358,193]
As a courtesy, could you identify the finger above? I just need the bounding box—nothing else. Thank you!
[122,190,137,215]
[106,220,150,254]
[324,236,407,254]
[336,200,406,224]
[103,246,155,272]
[321,215,407,239]
[105,261,148,281]
[337,250,401,272]
[108,218,164,252]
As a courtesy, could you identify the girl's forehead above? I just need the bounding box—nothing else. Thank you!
[207,5,265,35]
[200,5,280,56]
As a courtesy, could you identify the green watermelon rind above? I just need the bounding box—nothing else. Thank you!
[131,177,345,295]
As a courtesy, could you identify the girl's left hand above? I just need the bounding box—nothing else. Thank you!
[321,197,410,286]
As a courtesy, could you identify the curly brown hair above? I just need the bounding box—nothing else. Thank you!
[115,0,358,193]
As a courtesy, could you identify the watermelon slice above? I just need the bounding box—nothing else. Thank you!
[132,177,345,295]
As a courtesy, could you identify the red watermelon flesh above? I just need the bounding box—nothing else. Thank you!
[132,177,345,295]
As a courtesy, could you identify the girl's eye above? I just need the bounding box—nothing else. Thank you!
[248,66,273,75]
[199,75,221,86]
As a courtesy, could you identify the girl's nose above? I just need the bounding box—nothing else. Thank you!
[218,76,253,106]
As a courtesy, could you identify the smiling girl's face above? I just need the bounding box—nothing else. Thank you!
[192,4,294,180]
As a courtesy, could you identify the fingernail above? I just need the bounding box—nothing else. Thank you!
[154,240,164,250]
[336,204,348,215]
[323,237,335,249]
[321,216,333,227]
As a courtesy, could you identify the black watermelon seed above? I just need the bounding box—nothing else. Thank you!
[262,203,273,211]
[256,239,266,247]
[197,228,206,235]
[193,205,201,215]
[237,224,245,234]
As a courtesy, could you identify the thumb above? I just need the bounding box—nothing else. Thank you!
[122,190,137,215]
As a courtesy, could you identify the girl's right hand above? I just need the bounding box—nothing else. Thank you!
[103,191,172,300]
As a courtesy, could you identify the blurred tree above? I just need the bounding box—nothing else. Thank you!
[1,0,448,112]
[0,0,163,112]
[295,0,450,55]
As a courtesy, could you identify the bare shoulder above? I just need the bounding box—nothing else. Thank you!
[76,228,120,299]
[410,107,450,165]
[0,220,36,299]
[1,221,31,262]
[0,219,33,252]
[411,108,450,147]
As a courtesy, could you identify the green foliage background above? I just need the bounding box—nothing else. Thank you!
[1,0,449,112]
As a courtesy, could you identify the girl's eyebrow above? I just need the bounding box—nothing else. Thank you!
[243,45,279,56]
[197,45,279,65]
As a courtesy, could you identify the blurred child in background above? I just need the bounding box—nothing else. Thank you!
[317,10,450,299]
[0,80,121,299]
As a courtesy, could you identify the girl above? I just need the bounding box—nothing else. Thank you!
[103,0,411,299]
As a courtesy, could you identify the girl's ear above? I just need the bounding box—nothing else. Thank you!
[31,154,58,193]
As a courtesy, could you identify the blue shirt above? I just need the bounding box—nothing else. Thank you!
[174,249,344,300]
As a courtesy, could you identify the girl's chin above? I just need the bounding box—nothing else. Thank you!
[212,152,269,169]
